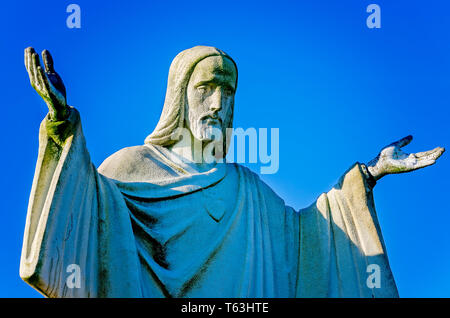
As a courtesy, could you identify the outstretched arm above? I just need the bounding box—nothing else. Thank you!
[365,135,445,182]
[21,48,142,297]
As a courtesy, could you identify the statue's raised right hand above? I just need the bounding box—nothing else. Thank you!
[25,47,69,121]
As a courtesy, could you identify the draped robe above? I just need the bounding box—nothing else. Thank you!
[20,109,399,297]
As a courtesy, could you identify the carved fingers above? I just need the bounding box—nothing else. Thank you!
[388,135,413,149]
[24,47,68,120]
[408,147,445,170]
[386,141,445,173]
[25,47,50,97]
[42,49,55,73]
[25,47,37,88]
[368,135,445,180]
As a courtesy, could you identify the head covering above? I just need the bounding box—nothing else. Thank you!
[144,46,238,145]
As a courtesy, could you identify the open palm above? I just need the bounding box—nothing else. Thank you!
[368,135,445,181]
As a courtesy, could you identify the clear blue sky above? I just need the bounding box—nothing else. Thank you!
[1,0,449,297]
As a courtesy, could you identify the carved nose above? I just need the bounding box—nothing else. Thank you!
[210,103,221,112]
[210,89,222,112]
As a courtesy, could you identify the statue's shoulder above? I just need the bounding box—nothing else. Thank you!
[98,145,180,182]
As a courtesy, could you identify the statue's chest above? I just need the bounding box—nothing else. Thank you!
[129,167,239,258]
[199,181,233,222]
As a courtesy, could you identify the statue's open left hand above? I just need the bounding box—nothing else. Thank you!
[367,135,445,181]
[25,47,68,121]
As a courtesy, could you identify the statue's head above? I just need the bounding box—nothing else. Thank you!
[145,46,238,148]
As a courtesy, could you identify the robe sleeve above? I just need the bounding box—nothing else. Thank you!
[20,108,142,298]
[295,163,399,298]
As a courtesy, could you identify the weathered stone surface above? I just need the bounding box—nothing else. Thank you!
[20,46,444,298]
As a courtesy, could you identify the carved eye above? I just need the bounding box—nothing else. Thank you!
[197,85,210,94]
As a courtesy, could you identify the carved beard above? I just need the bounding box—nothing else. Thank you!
[192,118,222,141]
[188,108,233,143]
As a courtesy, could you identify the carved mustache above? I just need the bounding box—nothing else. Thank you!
[200,113,222,124]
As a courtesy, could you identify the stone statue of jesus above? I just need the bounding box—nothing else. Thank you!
[20,46,444,298]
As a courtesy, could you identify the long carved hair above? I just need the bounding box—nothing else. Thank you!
[144,46,238,146]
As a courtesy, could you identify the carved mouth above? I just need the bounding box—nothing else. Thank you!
[202,115,222,125]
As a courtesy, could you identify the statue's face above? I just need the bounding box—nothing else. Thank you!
[186,56,237,142]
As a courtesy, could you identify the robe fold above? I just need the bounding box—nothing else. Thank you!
[20,108,398,298]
